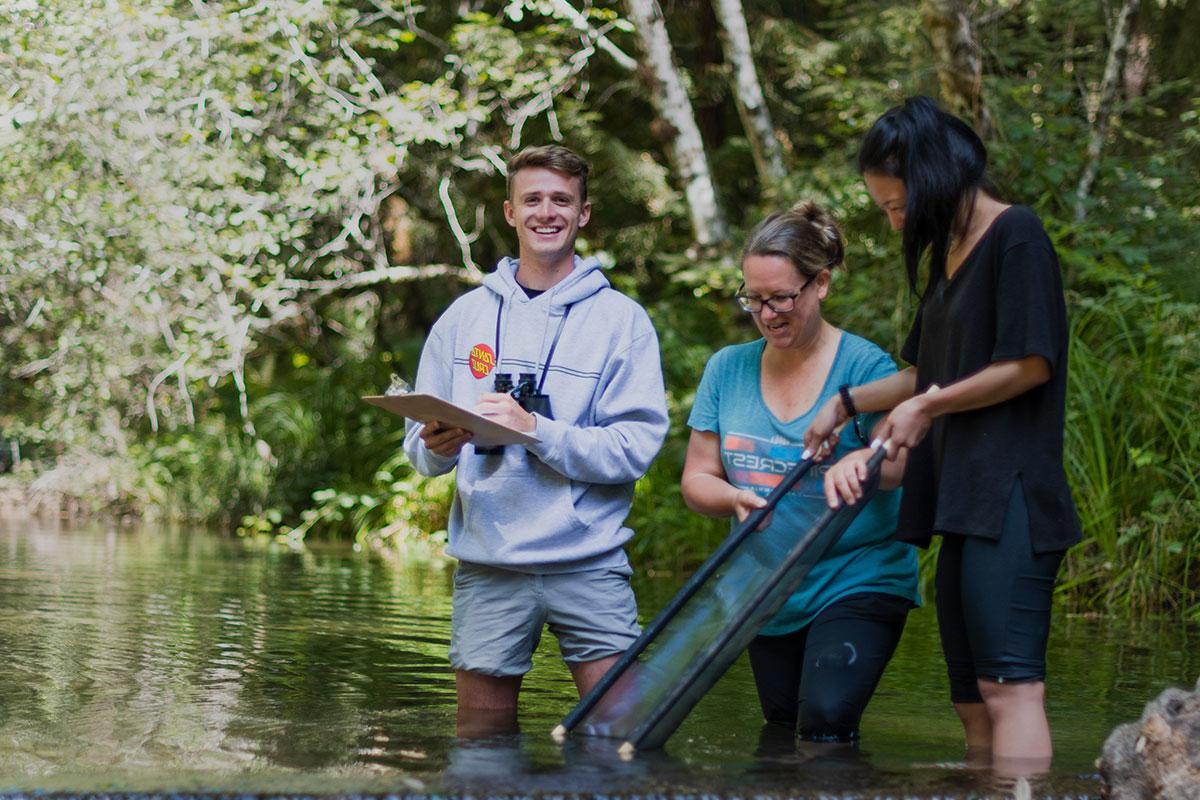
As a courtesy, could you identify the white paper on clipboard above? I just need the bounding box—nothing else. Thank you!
[363,394,539,447]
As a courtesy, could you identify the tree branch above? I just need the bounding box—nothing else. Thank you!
[1074,0,1140,221]
[438,176,484,279]
[546,0,638,71]
[282,263,474,296]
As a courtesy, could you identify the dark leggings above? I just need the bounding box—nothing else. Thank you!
[936,479,1065,704]
[747,592,911,742]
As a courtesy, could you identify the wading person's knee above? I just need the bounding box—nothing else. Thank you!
[798,694,859,742]
[978,678,1045,715]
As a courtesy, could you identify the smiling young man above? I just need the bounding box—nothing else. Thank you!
[402,145,669,733]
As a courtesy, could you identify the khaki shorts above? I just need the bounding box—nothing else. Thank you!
[449,561,640,677]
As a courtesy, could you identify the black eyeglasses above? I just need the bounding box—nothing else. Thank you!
[735,274,817,313]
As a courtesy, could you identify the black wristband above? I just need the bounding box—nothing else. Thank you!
[838,384,858,418]
[853,414,869,447]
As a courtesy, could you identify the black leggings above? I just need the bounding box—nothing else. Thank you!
[747,592,911,742]
[935,479,1065,704]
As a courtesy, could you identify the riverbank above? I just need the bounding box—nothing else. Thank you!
[0,480,101,520]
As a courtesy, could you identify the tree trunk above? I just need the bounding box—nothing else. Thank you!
[1075,0,1141,222]
[694,0,727,149]
[624,0,728,245]
[711,0,785,187]
[923,0,993,138]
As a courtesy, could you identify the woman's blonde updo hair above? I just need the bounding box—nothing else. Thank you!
[741,201,845,280]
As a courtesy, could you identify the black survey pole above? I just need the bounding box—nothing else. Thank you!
[618,445,889,755]
[553,451,818,739]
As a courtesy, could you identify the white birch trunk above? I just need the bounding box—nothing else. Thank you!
[923,0,993,139]
[711,0,785,186]
[624,0,728,245]
[1075,0,1141,222]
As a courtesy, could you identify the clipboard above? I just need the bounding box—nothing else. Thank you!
[363,393,539,447]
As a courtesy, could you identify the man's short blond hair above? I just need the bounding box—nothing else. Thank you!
[505,145,590,203]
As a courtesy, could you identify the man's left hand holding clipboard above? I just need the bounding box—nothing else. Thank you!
[420,418,474,458]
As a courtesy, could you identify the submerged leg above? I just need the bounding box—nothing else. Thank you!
[748,628,808,727]
[449,562,545,737]
[979,678,1052,769]
[545,565,640,699]
[955,480,1062,768]
[568,653,622,696]
[953,701,994,757]
[795,592,910,742]
[937,534,995,753]
[456,670,522,737]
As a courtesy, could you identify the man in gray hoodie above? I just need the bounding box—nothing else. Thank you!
[403,145,669,731]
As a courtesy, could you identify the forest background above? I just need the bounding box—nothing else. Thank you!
[1,0,1197,617]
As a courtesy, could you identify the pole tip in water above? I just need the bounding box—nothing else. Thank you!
[550,724,567,742]
[618,741,636,760]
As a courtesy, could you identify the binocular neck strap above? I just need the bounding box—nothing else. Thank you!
[494,295,504,365]
[538,304,572,394]
[492,298,573,394]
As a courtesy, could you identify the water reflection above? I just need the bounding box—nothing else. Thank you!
[0,517,1195,797]
[445,734,659,795]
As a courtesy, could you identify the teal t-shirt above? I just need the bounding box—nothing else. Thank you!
[687,331,920,635]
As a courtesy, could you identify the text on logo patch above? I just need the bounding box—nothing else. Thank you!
[468,343,496,379]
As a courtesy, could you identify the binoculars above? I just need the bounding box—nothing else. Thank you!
[476,372,553,456]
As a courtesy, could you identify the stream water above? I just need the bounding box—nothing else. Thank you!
[0,517,1195,798]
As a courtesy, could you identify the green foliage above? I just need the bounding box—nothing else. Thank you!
[137,425,271,524]
[1058,274,1200,617]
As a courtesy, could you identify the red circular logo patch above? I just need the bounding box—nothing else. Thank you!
[468,343,496,379]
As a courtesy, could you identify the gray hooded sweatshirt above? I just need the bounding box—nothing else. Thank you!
[403,255,669,572]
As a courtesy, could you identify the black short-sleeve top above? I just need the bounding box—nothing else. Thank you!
[898,205,1081,553]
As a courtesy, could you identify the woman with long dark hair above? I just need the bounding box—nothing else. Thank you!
[805,97,1080,769]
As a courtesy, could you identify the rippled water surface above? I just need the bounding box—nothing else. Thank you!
[1,517,1196,797]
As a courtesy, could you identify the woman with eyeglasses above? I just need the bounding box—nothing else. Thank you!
[804,97,1080,770]
[681,202,920,745]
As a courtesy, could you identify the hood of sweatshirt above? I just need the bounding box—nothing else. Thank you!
[479,255,611,379]
[481,255,610,310]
